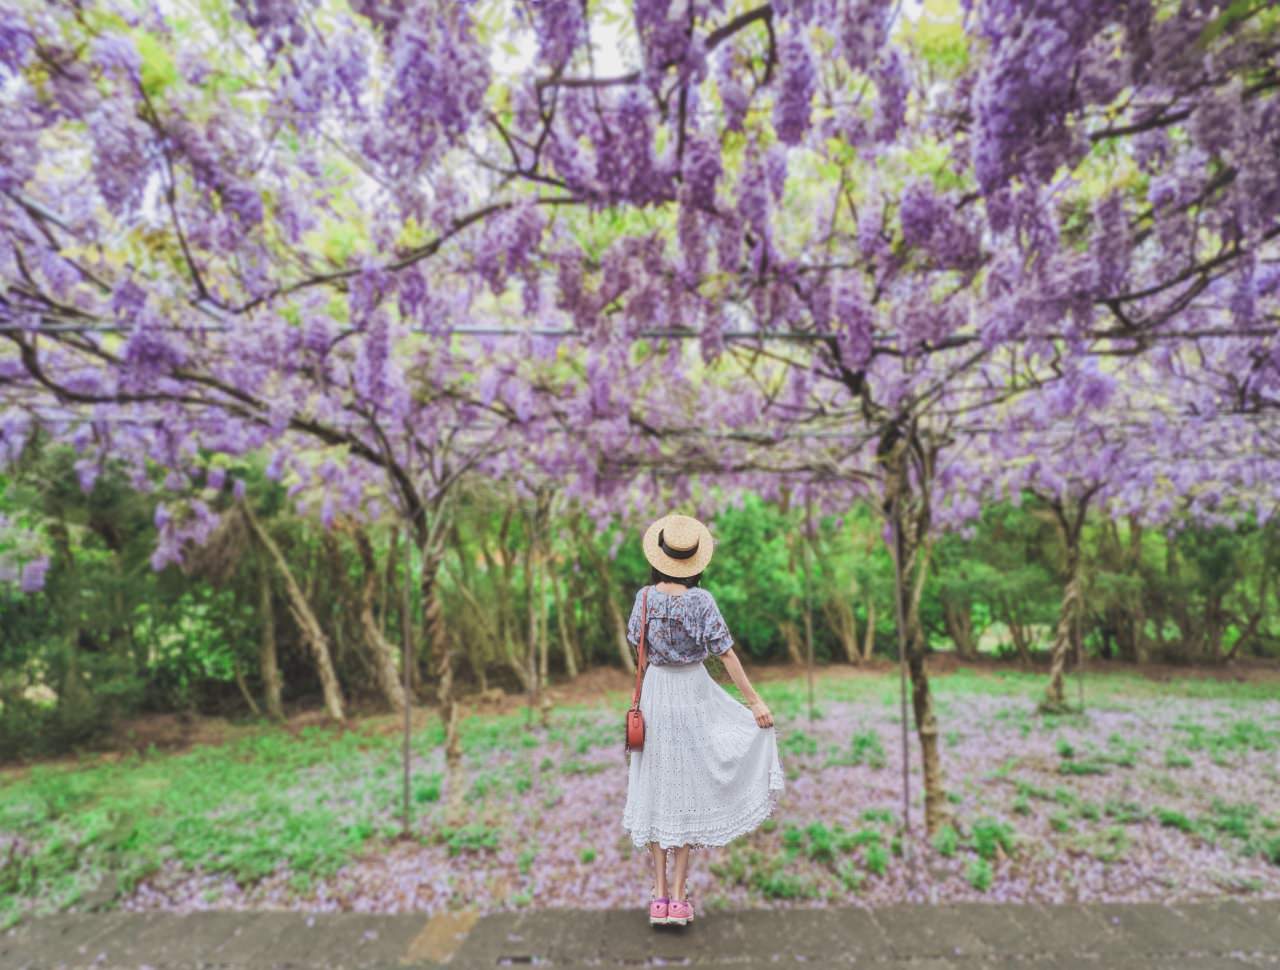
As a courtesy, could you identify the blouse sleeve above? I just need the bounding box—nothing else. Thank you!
[626,588,644,647]
[700,591,734,656]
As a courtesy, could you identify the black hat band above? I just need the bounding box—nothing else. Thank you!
[659,528,699,560]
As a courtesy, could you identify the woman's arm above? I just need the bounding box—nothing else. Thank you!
[717,647,774,727]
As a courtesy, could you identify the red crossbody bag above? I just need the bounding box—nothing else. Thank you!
[624,587,650,752]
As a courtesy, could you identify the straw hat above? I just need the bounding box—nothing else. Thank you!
[642,514,715,578]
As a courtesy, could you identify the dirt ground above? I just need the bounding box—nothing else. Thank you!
[4,653,1277,778]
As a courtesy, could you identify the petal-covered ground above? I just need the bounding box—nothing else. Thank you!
[3,666,1278,927]
[97,668,1280,917]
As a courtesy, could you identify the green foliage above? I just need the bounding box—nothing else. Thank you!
[1203,800,1259,841]
[836,859,865,892]
[413,775,442,803]
[0,724,405,915]
[966,857,993,891]
[825,728,887,768]
[3,446,1279,772]
[1058,759,1110,776]
[693,494,806,658]
[751,866,821,899]
[1155,808,1195,833]
[863,843,889,876]
[1164,747,1193,769]
[1103,799,1148,824]
[932,824,959,856]
[780,730,819,757]
[560,758,606,775]
[970,818,1017,860]
[437,823,501,856]
[517,848,536,874]
[1173,717,1279,767]
[1264,837,1280,866]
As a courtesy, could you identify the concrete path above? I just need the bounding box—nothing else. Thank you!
[3,899,1279,969]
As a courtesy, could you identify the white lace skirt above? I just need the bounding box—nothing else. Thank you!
[621,660,785,852]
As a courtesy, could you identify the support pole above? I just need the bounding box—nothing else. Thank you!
[1075,598,1085,713]
[401,532,413,837]
[803,493,816,722]
[888,492,918,897]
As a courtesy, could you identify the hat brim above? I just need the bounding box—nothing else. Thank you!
[642,516,715,578]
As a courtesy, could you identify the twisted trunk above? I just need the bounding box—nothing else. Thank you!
[943,601,978,660]
[349,522,408,713]
[240,501,345,723]
[881,423,948,838]
[420,538,460,766]
[1042,491,1094,712]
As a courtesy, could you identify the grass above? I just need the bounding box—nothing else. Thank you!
[0,724,421,925]
[2,662,1277,928]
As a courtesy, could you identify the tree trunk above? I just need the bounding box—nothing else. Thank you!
[942,601,978,660]
[821,594,860,664]
[480,509,537,687]
[862,598,877,661]
[1042,570,1082,711]
[233,655,262,717]
[420,535,461,767]
[536,492,551,697]
[553,572,580,678]
[802,497,816,719]
[1002,602,1033,666]
[577,519,636,675]
[240,502,345,723]
[320,530,352,674]
[881,423,949,839]
[258,560,284,720]
[379,526,399,636]
[780,619,805,665]
[567,565,590,669]
[447,520,496,691]
[1126,515,1152,664]
[451,565,532,692]
[523,503,540,728]
[1041,492,1094,712]
[348,522,408,713]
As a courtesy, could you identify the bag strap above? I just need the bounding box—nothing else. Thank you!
[630,586,649,710]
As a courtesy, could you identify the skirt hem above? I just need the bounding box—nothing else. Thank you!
[622,766,785,852]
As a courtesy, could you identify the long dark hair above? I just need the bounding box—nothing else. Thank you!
[649,566,703,588]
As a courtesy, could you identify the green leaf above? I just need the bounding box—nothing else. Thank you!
[134,31,179,97]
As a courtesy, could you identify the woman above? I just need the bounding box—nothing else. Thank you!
[621,513,785,927]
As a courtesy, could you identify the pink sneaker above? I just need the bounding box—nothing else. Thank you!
[648,895,669,925]
[667,897,694,926]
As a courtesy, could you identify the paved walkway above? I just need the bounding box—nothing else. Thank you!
[4,899,1279,969]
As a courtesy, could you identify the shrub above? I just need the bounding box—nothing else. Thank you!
[932,825,959,857]
[966,857,993,891]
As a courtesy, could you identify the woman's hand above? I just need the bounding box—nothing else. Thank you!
[748,700,774,728]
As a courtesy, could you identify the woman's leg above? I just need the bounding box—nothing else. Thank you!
[648,843,668,897]
[671,844,691,900]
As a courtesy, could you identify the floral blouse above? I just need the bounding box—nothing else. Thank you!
[626,585,734,666]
